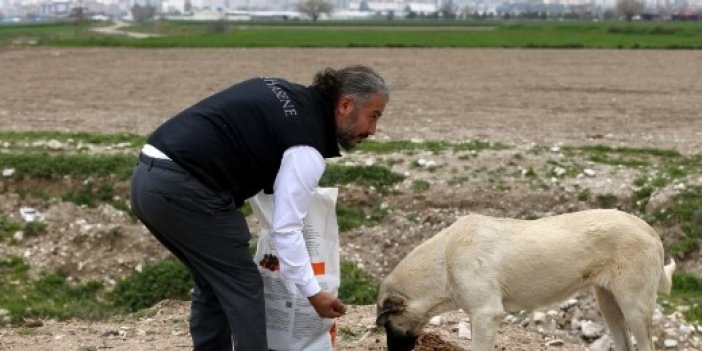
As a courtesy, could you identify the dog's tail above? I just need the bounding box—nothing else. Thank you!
[657,258,676,296]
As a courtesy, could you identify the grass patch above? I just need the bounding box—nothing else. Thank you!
[337,204,388,232]
[0,217,23,242]
[21,221,47,239]
[669,272,702,324]
[110,258,192,313]
[0,254,382,322]
[411,180,431,193]
[662,186,702,259]
[0,255,194,323]
[61,183,117,208]
[321,164,404,190]
[0,153,135,180]
[356,139,507,154]
[0,21,95,44]
[16,20,702,49]
[595,194,619,208]
[0,255,108,323]
[339,261,378,305]
[0,131,144,149]
[562,145,682,168]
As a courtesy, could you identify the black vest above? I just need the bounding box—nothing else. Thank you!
[147,77,341,207]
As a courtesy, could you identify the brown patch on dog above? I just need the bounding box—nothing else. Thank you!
[414,332,464,351]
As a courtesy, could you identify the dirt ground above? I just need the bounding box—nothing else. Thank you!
[1,47,701,153]
[1,47,702,350]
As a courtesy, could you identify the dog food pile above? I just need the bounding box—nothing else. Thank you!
[413,332,464,351]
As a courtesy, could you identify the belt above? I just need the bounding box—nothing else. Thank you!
[139,152,187,173]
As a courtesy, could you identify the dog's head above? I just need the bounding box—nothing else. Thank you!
[376,293,421,351]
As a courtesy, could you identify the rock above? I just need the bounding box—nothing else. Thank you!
[545,339,564,347]
[664,339,678,348]
[588,334,612,351]
[580,320,602,339]
[2,168,15,177]
[429,315,442,326]
[583,169,596,177]
[456,321,471,340]
[533,311,547,324]
[46,139,64,150]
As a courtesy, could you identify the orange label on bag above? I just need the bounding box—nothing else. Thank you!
[311,262,325,275]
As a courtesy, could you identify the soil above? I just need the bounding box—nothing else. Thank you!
[1,46,701,350]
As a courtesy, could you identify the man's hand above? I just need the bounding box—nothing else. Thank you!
[308,290,346,318]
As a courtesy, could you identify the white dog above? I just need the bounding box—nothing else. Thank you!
[376,209,675,351]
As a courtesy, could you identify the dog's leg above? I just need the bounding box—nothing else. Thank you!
[615,289,656,351]
[469,302,505,351]
[448,263,505,351]
[619,306,654,351]
[594,286,631,351]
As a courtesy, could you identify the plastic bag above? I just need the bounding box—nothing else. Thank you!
[249,187,340,351]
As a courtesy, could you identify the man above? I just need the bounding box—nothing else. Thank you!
[130,65,389,351]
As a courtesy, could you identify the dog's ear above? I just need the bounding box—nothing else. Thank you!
[376,295,407,326]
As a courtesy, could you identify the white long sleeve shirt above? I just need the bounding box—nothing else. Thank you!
[271,145,326,297]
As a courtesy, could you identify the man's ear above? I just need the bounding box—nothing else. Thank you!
[335,95,354,117]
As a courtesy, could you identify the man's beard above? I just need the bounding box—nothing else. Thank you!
[337,108,367,151]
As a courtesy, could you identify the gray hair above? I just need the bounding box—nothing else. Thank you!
[312,65,389,104]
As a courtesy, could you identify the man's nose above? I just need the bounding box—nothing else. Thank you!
[368,121,377,135]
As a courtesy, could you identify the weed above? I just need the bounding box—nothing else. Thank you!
[0,256,109,323]
[355,139,506,154]
[23,221,46,238]
[337,325,360,338]
[595,194,619,208]
[0,153,135,180]
[0,217,22,242]
[663,186,702,258]
[17,328,35,336]
[337,204,388,232]
[577,188,591,201]
[0,131,144,148]
[670,272,702,324]
[110,257,192,313]
[61,183,114,208]
[321,164,404,190]
[107,227,123,247]
[339,261,378,305]
[522,166,537,178]
[411,180,430,193]
[448,175,470,186]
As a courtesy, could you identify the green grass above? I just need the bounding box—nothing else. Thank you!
[670,272,702,324]
[0,21,94,44]
[110,258,192,313]
[0,131,145,146]
[0,255,109,322]
[321,164,404,190]
[663,186,702,258]
[0,217,23,242]
[337,204,388,232]
[0,254,381,323]
[411,180,431,193]
[0,153,136,180]
[5,20,702,48]
[61,183,118,208]
[339,261,378,305]
[0,217,46,243]
[356,139,507,154]
[564,145,702,214]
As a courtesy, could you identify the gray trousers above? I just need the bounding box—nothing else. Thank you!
[130,153,267,351]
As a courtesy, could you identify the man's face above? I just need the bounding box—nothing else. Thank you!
[335,93,387,151]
